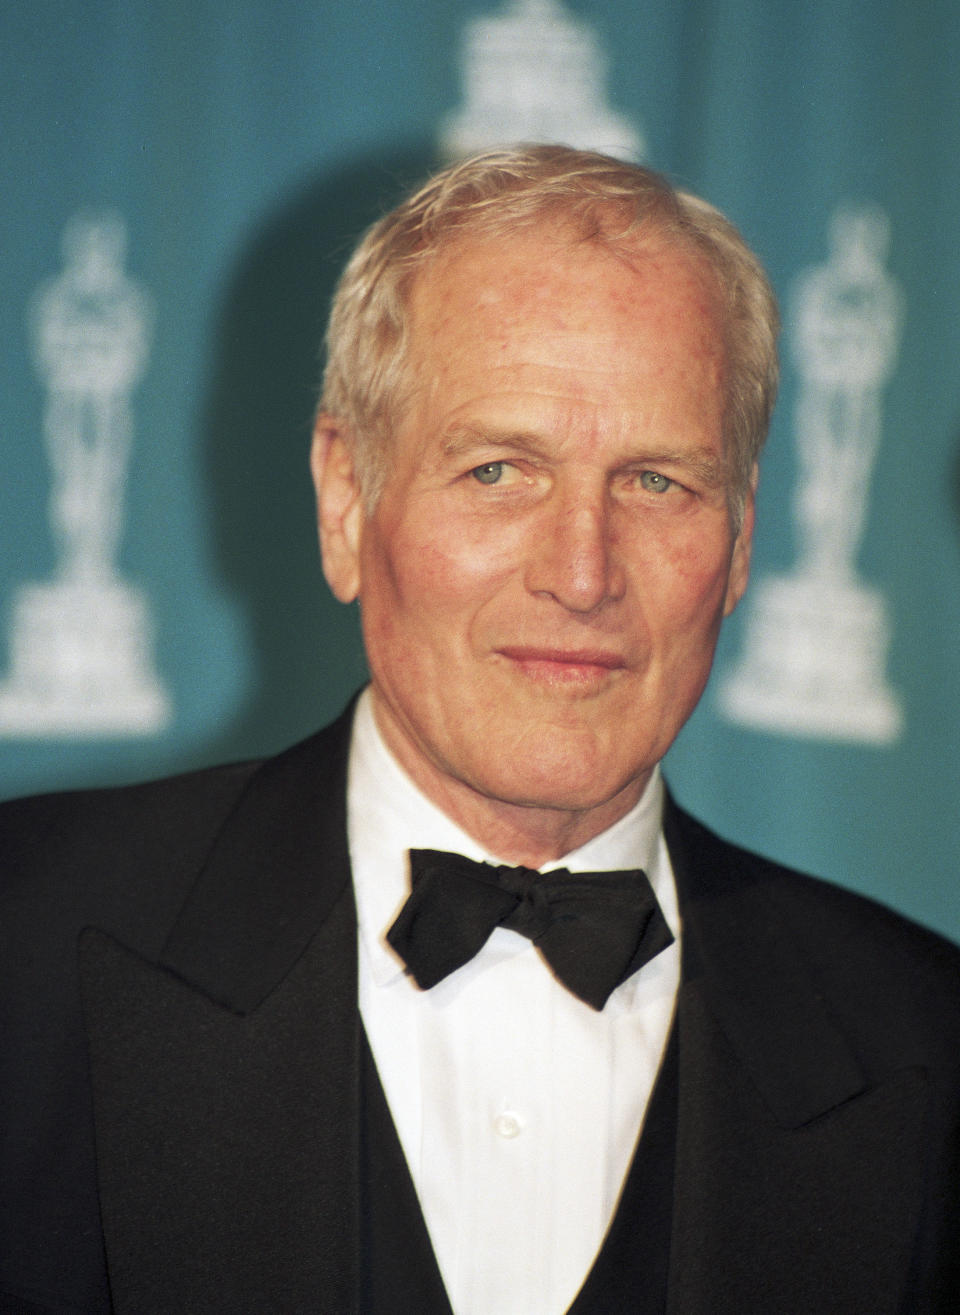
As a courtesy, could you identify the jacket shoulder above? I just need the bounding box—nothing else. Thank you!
[0,760,262,940]
[672,798,958,944]
[0,703,354,956]
[667,799,960,1056]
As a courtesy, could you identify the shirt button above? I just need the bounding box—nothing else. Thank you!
[493,1111,523,1139]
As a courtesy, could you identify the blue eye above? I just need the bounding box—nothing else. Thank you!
[640,470,673,494]
[472,462,504,485]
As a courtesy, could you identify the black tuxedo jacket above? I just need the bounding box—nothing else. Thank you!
[2,702,959,1313]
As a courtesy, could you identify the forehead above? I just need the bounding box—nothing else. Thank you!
[400,225,728,436]
[406,225,725,369]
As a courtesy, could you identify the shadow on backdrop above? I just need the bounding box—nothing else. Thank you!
[198,142,438,768]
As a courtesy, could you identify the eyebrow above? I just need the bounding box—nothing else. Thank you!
[639,449,729,487]
[440,425,546,460]
[441,424,730,487]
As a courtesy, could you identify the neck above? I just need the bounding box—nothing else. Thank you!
[370,697,651,869]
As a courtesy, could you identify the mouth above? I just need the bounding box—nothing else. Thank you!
[496,646,627,686]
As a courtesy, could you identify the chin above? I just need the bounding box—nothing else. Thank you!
[476,754,642,816]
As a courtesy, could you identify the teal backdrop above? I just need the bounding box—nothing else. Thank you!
[2,1,958,942]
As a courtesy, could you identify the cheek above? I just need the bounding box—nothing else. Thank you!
[407,506,522,598]
[360,514,514,655]
[632,522,735,633]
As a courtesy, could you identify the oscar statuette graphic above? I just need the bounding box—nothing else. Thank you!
[0,212,171,735]
[439,0,643,162]
[720,204,904,743]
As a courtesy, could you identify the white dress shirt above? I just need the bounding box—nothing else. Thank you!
[348,690,681,1315]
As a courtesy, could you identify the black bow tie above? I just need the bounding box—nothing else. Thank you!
[387,848,674,1011]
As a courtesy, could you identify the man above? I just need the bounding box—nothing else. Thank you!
[2,147,958,1314]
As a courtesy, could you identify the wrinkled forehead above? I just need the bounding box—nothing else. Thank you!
[403,222,728,374]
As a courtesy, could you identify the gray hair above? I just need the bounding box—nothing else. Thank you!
[320,145,779,523]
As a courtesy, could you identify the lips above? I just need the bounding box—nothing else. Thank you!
[496,646,627,684]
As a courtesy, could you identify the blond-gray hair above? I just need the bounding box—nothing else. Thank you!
[320,145,778,523]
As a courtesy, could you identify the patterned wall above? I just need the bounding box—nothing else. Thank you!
[2,1,958,940]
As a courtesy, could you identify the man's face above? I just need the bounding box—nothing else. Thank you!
[317,227,754,850]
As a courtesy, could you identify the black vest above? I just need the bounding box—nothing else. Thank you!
[360,1025,679,1314]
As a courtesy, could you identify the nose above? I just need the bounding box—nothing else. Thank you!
[524,485,626,613]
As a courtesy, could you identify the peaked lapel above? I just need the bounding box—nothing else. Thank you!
[663,801,929,1315]
[79,708,364,1313]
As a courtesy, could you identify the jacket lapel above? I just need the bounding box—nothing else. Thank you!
[664,801,928,1314]
[79,724,931,1313]
[79,708,363,1313]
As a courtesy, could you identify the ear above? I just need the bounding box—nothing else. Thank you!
[723,464,758,618]
[310,413,364,603]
